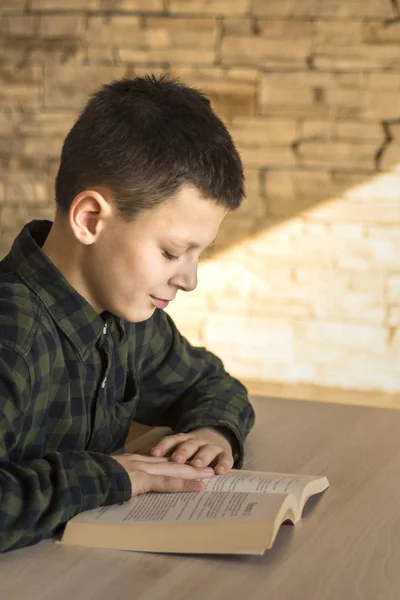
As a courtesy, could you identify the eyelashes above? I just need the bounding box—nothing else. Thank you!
[162,250,179,261]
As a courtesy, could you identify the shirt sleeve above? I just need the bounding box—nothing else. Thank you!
[0,344,131,553]
[134,310,255,467]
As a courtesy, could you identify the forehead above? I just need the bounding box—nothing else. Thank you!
[137,186,227,234]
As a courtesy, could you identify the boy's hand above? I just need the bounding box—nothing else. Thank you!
[150,427,234,475]
[112,454,215,495]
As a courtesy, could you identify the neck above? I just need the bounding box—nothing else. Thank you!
[42,218,100,312]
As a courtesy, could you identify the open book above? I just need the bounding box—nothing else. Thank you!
[61,469,329,555]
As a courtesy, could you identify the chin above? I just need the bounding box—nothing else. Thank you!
[114,305,156,323]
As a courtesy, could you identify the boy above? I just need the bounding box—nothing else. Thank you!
[0,75,255,552]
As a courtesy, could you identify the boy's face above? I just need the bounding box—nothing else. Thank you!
[82,185,227,322]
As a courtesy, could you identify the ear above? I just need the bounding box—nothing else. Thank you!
[69,190,113,246]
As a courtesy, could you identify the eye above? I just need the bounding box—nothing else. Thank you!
[162,250,179,261]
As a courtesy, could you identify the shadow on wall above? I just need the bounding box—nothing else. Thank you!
[0,74,398,261]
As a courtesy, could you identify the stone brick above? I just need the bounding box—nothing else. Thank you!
[170,0,251,16]
[266,194,319,219]
[318,0,392,18]
[312,295,386,324]
[87,46,116,64]
[222,35,311,68]
[2,15,36,37]
[316,20,362,43]
[314,44,400,71]
[259,72,331,114]
[361,91,400,120]
[38,15,84,38]
[203,314,295,360]
[365,227,400,269]
[118,47,215,65]
[297,141,377,170]
[342,171,400,201]
[31,0,96,8]
[1,39,85,66]
[388,123,400,141]
[266,170,332,200]
[363,20,400,44]
[294,267,386,324]
[0,136,63,160]
[132,66,166,77]
[170,65,258,82]
[253,0,319,17]
[308,198,400,225]
[232,194,266,218]
[18,112,76,137]
[299,119,333,139]
[335,121,384,143]
[387,276,400,302]
[254,0,391,18]
[368,73,400,90]
[0,111,20,135]
[238,146,295,167]
[379,143,400,171]
[1,175,49,205]
[0,0,26,12]
[314,357,400,393]
[243,221,335,268]
[45,65,128,108]
[87,16,157,46]
[326,88,370,119]
[226,67,258,82]
[31,0,163,11]
[1,205,55,236]
[388,307,400,327]
[0,63,42,108]
[169,66,223,79]
[243,168,261,198]
[297,321,388,353]
[144,16,217,48]
[172,78,255,117]
[223,18,253,36]
[257,18,314,38]
[230,117,296,145]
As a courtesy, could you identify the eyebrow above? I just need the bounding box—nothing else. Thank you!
[167,238,216,250]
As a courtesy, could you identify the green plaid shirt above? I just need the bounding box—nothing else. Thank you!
[0,220,255,552]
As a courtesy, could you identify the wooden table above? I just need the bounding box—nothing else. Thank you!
[1,395,399,600]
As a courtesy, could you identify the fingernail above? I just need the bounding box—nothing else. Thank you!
[152,447,161,456]
[193,459,202,466]
[192,481,204,490]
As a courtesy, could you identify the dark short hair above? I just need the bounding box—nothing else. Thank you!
[55,74,244,220]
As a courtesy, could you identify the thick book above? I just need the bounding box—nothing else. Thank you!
[61,469,329,555]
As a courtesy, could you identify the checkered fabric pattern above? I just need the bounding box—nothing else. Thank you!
[0,221,255,552]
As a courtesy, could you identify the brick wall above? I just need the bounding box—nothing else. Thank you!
[1,0,399,393]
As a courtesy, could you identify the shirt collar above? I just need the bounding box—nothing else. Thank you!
[10,220,126,360]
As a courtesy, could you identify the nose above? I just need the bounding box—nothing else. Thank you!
[170,261,198,293]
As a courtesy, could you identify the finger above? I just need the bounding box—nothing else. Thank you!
[127,454,170,463]
[144,473,205,494]
[213,452,234,475]
[189,445,223,468]
[170,440,205,464]
[117,453,169,463]
[132,460,215,480]
[151,433,190,457]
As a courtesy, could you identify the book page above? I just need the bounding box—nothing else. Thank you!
[203,469,322,501]
[69,491,288,526]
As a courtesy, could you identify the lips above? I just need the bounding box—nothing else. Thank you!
[150,295,172,309]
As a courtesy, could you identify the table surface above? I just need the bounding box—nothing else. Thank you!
[1,395,399,600]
